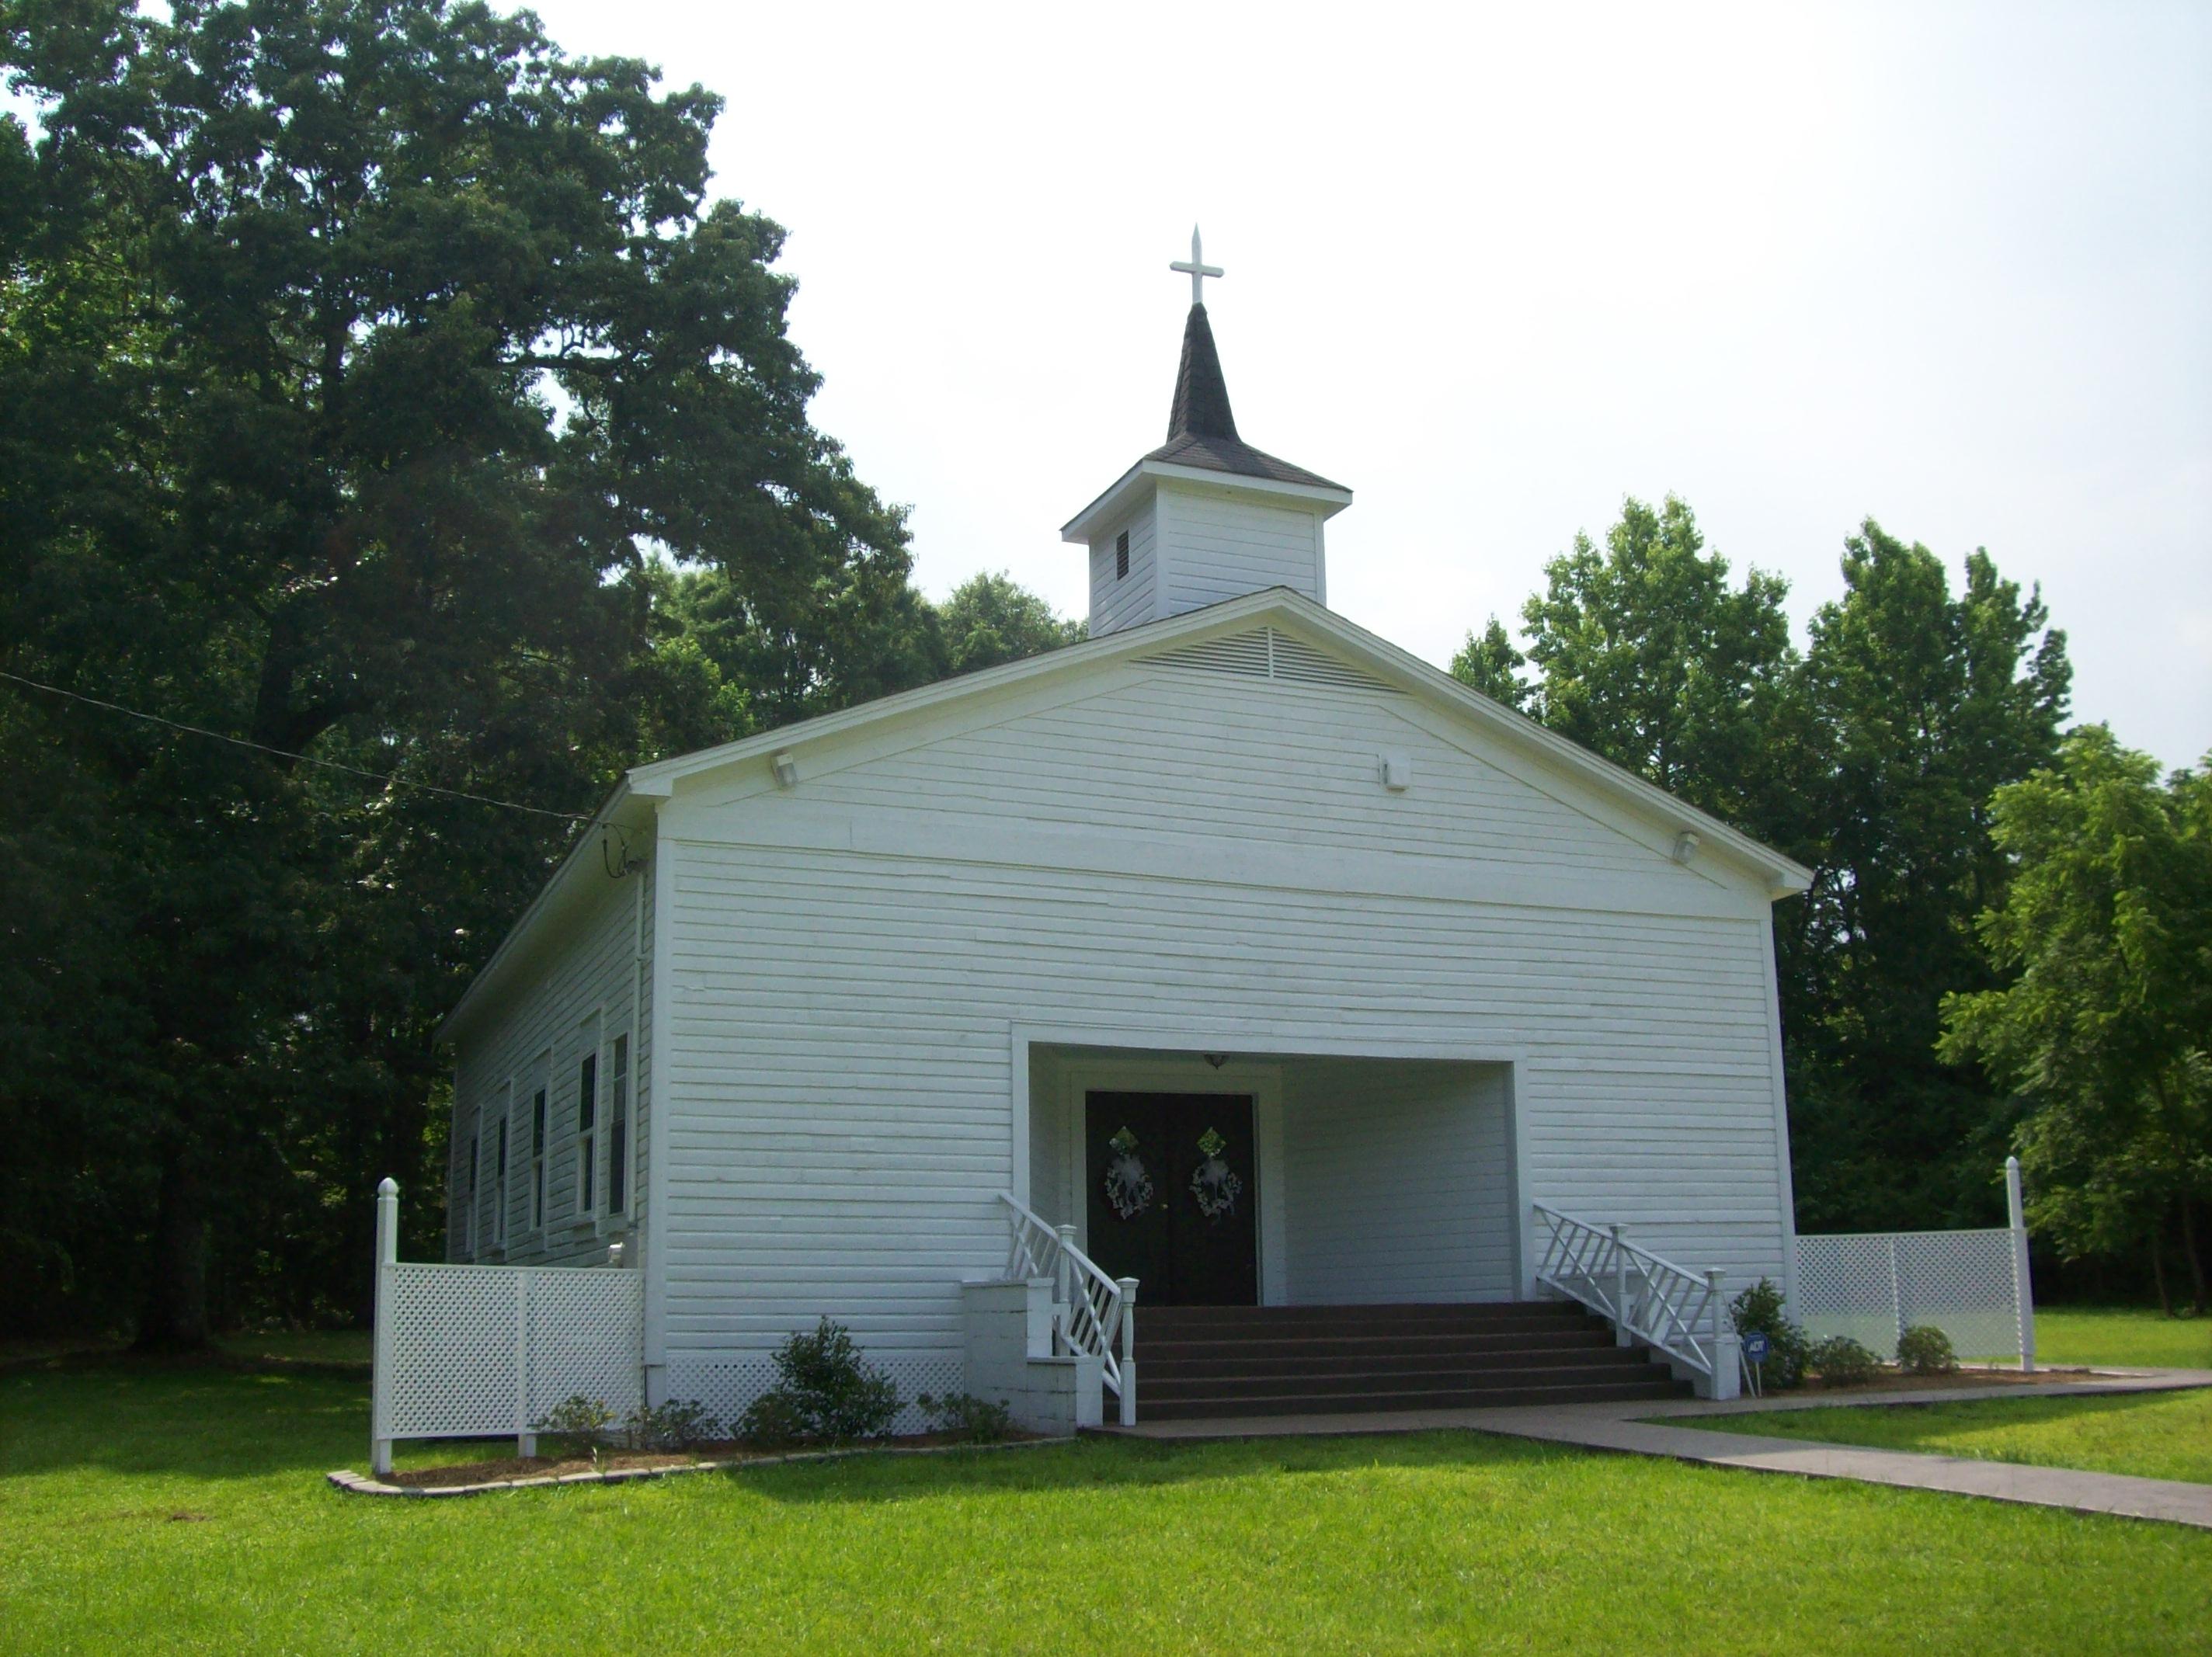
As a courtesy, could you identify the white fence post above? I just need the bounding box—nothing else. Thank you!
[515,1269,536,1459]
[1117,1277,1139,1427]
[1611,1225,1632,1346]
[2007,1156,2036,1373]
[371,1178,398,1477]
[1887,1235,1905,1356]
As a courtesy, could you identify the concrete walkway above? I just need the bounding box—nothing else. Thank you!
[1096,1367,2212,1530]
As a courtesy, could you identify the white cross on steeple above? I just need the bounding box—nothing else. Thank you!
[1170,225,1223,307]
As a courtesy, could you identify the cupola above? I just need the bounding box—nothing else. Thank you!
[1063,230,1352,637]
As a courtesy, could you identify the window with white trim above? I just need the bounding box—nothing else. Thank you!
[530,1086,548,1231]
[607,1034,630,1218]
[492,1113,509,1250]
[577,1049,598,1217]
[461,1132,478,1258]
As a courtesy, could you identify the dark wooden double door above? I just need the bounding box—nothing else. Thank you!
[1083,1092,1257,1307]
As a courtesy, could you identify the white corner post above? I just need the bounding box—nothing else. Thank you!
[1706,1268,1739,1401]
[370,1177,398,1478]
[1611,1225,1631,1346]
[2007,1155,2036,1373]
[1887,1234,1905,1357]
[1117,1277,1139,1427]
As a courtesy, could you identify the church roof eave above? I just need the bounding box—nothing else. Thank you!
[621,585,1815,898]
[1059,457,1351,544]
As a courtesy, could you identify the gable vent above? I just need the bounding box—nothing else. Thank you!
[1139,626,1397,693]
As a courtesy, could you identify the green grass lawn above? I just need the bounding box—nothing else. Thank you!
[1685,1387,2212,1484]
[2020,1305,2212,1370]
[211,1329,371,1369]
[2,1362,2207,1655]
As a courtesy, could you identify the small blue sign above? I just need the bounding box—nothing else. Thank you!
[1743,1331,1771,1363]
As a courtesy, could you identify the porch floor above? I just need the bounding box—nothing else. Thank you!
[1090,1367,2212,1530]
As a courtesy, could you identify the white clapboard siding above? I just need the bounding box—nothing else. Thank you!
[447,842,649,1266]
[1160,488,1321,613]
[784,668,1704,888]
[1088,500,1156,635]
[1282,1061,1516,1304]
[648,652,1791,1388]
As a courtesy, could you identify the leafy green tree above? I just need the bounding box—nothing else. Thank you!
[1515,496,1803,837]
[937,571,1085,676]
[1786,523,2072,1231]
[1448,616,1530,711]
[0,0,907,1343]
[1939,729,2211,1311]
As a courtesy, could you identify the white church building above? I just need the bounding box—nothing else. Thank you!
[430,243,1811,1436]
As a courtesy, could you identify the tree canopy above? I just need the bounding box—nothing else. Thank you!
[1939,728,2211,1310]
[0,0,1081,1343]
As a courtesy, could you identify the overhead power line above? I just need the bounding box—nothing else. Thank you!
[0,667,596,823]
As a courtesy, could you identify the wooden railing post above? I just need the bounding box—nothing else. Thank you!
[1117,1277,1139,1426]
[1054,1225,1077,1351]
[1610,1225,1632,1346]
[371,1178,398,1477]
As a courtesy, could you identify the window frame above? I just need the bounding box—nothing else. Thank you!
[576,1043,599,1221]
[530,1082,548,1234]
[461,1128,478,1259]
[607,1032,630,1219]
[491,1089,510,1252]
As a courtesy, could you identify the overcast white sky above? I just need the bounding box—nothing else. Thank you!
[178,5,2212,764]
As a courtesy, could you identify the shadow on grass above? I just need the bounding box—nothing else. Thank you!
[722,1425,1588,1506]
[0,1359,370,1482]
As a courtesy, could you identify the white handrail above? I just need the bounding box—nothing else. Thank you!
[1532,1202,1739,1401]
[998,1193,1137,1423]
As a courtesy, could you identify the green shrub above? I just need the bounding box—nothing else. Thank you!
[916,1392,1015,1443]
[1896,1325,1959,1376]
[1729,1277,1811,1388]
[622,1398,723,1451]
[534,1394,617,1464]
[1809,1334,1883,1386]
[737,1318,900,1445]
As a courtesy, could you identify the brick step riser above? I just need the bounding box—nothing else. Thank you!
[1142,1348,1658,1381]
[1137,1334,1621,1362]
[1146,1364,1678,1402]
[1137,1304,1593,1327]
[1143,1380,1685,1421]
[1138,1317,1602,1343]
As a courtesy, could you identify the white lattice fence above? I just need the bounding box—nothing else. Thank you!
[370,1180,642,1473]
[1795,1228,2030,1363]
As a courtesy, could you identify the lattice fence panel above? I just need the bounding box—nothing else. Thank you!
[1795,1229,2024,1361]
[378,1263,642,1441]
[526,1270,646,1423]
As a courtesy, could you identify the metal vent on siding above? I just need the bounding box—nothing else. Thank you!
[1139,627,1397,693]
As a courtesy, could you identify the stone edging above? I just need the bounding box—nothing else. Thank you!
[329,1433,1075,1498]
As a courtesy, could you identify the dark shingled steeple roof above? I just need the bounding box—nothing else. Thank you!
[1146,304,1346,492]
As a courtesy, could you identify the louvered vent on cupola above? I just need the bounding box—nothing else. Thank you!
[1138,627,1398,693]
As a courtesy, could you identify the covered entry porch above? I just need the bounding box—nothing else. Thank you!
[1021,1042,1525,1308]
[986,1041,1699,1426]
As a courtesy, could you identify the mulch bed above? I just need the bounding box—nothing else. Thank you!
[375,1430,1045,1492]
[1777,1366,2085,1397]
